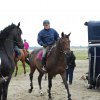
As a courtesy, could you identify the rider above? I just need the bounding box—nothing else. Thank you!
[24,39,29,51]
[14,40,23,59]
[23,39,30,59]
[37,20,59,72]
[14,46,21,58]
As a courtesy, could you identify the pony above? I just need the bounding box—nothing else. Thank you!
[28,32,72,100]
[0,22,22,100]
[14,49,29,76]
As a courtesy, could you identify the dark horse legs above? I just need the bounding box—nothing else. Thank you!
[29,73,33,93]
[48,75,53,99]
[29,67,36,93]
[38,72,44,90]
[38,72,44,95]
[15,61,18,77]
[60,72,72,100]
[0,77,11,100]
[29,69,44,94]
[48,73,72,100]
[0,83,2,100]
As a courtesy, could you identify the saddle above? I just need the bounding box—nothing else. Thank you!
[14,49,21,58]
[37,46,54,61]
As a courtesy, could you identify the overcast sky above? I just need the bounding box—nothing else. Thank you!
[0,0,100,46]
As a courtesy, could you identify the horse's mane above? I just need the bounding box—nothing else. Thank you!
[0,24,16,40]
[56,38,63,50]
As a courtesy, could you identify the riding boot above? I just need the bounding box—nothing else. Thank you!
[42,57,46,72]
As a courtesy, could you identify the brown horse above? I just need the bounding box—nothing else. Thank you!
[28,32,72,100]
[14,49,29,76]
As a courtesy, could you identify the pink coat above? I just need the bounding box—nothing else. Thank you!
[24,42,29,50]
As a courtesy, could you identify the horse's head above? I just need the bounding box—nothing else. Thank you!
[57,32,71,54]
[0,22,22,47]
[10,22,22,47]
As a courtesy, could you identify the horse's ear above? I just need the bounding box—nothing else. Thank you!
[68,32,71,37]
[61,32,64,37]
[17,22,20,27]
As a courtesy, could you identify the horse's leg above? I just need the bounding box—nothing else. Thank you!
[22,61,26,75]
[0,84,2,100]
[38,72,44,95]
[48,74,53,99]
[29,66,36,93]
[60,72,72,100]
[15,62,18,77]
[2,77,11,100]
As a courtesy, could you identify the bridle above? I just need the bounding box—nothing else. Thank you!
[57,38,70,55]
[60,50,69,55]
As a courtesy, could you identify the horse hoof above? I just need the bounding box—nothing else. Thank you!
[40,93,43,96]
[44,78,47,81]
[28,89,32,93]
[87,85,93,89]
[40,92,44,96]
[39,90,44,96]
[24,72,26,75]
[48,97,53,100]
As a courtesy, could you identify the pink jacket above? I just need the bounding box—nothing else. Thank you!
[24,42,29,50]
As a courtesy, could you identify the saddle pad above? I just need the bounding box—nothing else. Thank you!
[37,50,43,61]
[36,46,54,61]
